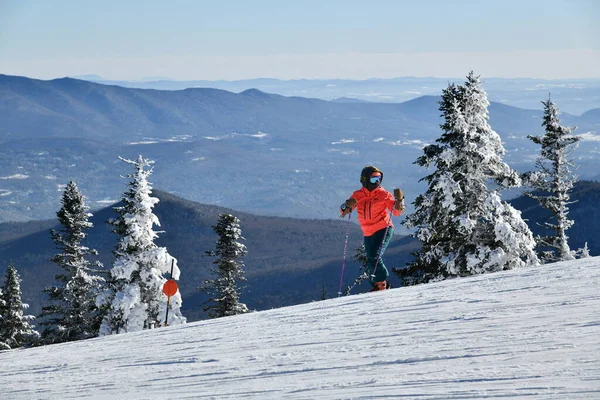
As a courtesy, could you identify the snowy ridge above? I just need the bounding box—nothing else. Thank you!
[1,258,599,399]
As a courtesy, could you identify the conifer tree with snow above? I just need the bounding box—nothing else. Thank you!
[202,213,249,318]
[0,263,39,350]
[354,244,368,271]
[39,181,106,344]
[578,242,590,258]
[397,72,538,285]
[99,155,185,335]
[525,98,580,262]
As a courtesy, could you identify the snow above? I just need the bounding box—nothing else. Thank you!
[95,198,118,205]
[128,140,160,145]
[244,132,268,138]
[389,139,428,147]
[129,136,193,145]
[1,258,599,399]
[0,174,29,180]
[332,139,356,144]
[577,133,600,142]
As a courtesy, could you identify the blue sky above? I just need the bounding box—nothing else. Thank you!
[1,0,599,80]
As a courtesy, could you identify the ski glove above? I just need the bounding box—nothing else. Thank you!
[339,198,357,217]
[394,188,406,211]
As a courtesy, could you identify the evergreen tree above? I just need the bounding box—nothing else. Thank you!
[525,98,580,262]
[578,243,590,258]
[321,286,327,301]
[398,72,538,284]
[0,263,39,350]
[202,213,249,318]
[353,244,368,271]
[39,181,106,344]
[99,155,185,335]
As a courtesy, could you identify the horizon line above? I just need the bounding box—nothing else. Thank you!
[3,72,600,83]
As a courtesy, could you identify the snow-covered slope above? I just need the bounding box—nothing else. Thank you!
[1,258,599,399]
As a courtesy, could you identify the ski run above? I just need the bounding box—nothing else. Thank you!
[1,257,599,399]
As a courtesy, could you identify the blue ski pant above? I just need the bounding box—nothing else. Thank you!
[364,226,393,284]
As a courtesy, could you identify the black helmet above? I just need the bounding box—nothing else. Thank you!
[360,165,383,190]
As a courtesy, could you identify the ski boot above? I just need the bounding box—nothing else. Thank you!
[370,281,387,292]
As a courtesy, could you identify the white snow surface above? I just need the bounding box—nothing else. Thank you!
[2,258,599,399]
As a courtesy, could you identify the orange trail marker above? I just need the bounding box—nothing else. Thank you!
[162,279,178,297]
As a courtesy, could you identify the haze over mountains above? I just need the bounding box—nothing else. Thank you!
[1,74,599,225]
[76,75,600,115]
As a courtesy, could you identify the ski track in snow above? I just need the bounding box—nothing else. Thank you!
[1,258,599,399]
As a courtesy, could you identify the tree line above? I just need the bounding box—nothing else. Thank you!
[394,72,588,285]
[1,156,248,349]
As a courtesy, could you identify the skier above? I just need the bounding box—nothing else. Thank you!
[340,166,405,291]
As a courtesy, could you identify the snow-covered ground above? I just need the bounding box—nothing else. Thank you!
[1,258,599,399]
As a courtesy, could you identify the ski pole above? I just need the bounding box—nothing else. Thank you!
[338,212,352,296]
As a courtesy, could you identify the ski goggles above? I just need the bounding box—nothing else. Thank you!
[369,174,382,184]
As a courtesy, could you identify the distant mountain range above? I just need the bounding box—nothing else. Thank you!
[1,182,598,322]
[73,75,600,115]
[1,74,599,225]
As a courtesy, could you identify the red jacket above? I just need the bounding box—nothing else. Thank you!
[349,186,402,236]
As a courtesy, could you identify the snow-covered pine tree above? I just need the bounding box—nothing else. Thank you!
[398,72,538,285]
[578,242,590,258]
[202,213,249,318]
[353,244,368,271]
[0,263,39,350]
[99,155,185,335]
[525,98,580,262]
[39,181,106,344]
